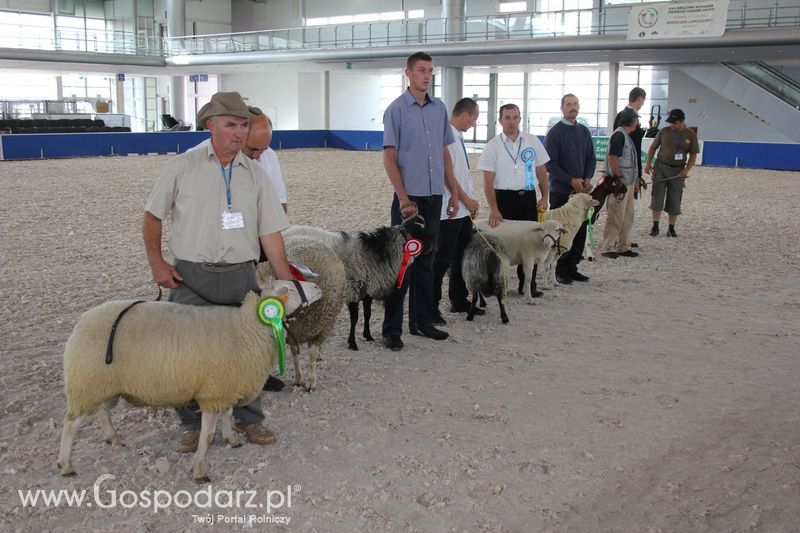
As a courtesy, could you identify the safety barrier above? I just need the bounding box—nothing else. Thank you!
[1,131,798,170]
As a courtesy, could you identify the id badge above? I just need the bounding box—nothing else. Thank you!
[221,211,244,230]
[674,153,684,161]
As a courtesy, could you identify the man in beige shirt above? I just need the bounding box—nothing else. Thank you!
[143,91,292,453]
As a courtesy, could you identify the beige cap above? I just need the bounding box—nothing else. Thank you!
[196,91,252,126]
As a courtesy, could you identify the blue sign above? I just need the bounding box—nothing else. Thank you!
[117,73,125,81]
[189,74,209,83]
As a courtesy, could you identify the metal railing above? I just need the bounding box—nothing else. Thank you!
[1,3,799,58]
[165,3,800,57]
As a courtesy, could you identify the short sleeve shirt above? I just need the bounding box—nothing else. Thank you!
[652,126,700,165]
[442,124,473,220]
[383,88,455,196]
[256,148,288,204]
[145,141,289,264]
[477,132,550,190]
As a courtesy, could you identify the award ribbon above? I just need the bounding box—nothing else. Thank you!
[396,238,423,288]
[521,147,536,191]
[257,297,287,375]
[586,207,596,246]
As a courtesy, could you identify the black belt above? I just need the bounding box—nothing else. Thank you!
[659,161,685,168]
[497,189,534,196]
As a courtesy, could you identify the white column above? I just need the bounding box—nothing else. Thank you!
[167,0,187,123]
[441,0,465,112]
[607,62,619,134]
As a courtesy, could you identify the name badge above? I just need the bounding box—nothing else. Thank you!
[674,153,684,161]
[221,211,244,230]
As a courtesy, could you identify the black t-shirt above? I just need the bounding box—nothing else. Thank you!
[608,131,626,158]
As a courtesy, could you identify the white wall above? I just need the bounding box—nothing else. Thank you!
[667,68,794,143]
[298,72,325,129]
[220,72,300,130]
[329,73,383,130]
[186,0,231,35]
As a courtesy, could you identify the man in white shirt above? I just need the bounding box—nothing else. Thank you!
[243,110,288,214]
[477,103,550,297]
[432,98,482,322]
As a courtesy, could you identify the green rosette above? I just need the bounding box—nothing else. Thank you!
[586,206,595,246]
[257,296,286,375]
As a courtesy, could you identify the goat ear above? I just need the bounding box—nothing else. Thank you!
[591,199,600,206]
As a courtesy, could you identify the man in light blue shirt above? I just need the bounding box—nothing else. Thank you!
[382,51,460,351]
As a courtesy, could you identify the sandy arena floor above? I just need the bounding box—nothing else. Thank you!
[1,149,799,532]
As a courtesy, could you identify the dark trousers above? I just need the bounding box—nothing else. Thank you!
[382,194,442,337]
[433,216,472,311]
[169,261,264,431]
[550,191,587,275]
[495,189,539,289]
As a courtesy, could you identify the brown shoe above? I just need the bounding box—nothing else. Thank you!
[234,422,277,445]
[176,430,200,453]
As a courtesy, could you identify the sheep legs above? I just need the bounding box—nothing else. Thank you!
[97,396,122,445]
[58,414,86,476]
[220,408,241,448]
[362,297,374,342]
[192,411,219,483]
[466,292,481,322]
[291,341,304,387]
[521,258,537,305]
[347,301,360,351]
[498,295,510,324]
[306,343,321,392]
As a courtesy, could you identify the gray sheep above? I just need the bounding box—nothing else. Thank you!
[284,219,425,350]
[462,231,511,324]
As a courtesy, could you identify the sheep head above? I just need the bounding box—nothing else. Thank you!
[259,277,322,317]
[568,192,600,209]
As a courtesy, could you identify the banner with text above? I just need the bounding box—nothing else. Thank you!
[627,0,729,40]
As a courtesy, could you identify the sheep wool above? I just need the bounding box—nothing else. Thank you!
[257,235,347,391]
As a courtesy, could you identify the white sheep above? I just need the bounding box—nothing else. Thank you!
[283,220,425,351]
[57,278,322,482]
[542,193,600,290]
[257,235,347,392]
[462,231,511,323]
[473,219,566,304]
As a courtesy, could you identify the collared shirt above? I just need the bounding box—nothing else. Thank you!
[441,124,473,220]
[383,88,455,196]
[477,132,550,190]
[145,140,289,263]
[188,138,287,204]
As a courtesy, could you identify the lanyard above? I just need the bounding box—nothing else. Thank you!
[219,161,233,209]
[460,137,470,169]
[502,134,522,166]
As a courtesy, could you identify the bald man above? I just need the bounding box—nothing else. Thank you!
[244,109,288,213]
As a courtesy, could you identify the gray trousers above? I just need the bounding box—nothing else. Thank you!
[170,260,264,431]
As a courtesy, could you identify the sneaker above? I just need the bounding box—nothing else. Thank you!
[432,310,447,326]
[601,252,620,259]
[667,228,677,237]
[416,324,449,340]
[176,430,200,453]
[450,304,484,315]
[618,250,639,257]
[233,422,277,445]
[567,271,589,282]
[555,272,573,285]
[649,226,659,237]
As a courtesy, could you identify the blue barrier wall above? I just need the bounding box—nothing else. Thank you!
[2,131,798,170]
[702,141,800,171]
[0,131,211,159]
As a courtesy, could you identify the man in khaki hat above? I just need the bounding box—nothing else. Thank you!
[143,91,293,452]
